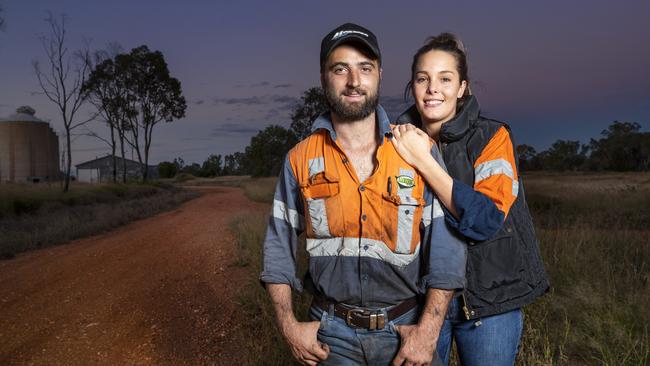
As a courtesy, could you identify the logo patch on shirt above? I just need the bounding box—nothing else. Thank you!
[395,175,415,189]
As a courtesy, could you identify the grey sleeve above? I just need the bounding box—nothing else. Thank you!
[259,155,306,291]
[430,143,447,170]
[420,187,467,291]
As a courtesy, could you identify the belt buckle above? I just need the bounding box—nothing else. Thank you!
[346,308,367,328]
[346,308,386,330]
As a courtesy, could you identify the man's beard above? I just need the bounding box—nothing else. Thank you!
[324,84,379,122]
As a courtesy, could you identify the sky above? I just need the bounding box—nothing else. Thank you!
[1,0,649,166]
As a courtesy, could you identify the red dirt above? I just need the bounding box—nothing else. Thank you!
[0,186,269,365]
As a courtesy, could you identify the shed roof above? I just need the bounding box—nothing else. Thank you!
[76,155,156,169]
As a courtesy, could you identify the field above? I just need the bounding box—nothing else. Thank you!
[228,172,650,365]
[0,182,200,258]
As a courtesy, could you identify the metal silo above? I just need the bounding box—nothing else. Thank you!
[0,107,60,183]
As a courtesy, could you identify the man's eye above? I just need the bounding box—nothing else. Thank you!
[362,66,372,73]
[334,67,346,74]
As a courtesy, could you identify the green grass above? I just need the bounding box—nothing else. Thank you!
[229,172,650,365]
[0,182,200,258]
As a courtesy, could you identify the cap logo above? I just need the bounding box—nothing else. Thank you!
[332,30,368,40]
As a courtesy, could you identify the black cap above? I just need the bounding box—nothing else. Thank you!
[320,23,381,68]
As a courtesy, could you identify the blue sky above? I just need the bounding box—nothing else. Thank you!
[1,0,648,165]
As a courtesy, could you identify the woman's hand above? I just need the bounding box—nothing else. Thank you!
[391,124,434,169]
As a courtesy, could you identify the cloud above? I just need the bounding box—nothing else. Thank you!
[212,96,264,106]
[180,136,213,142]
[250,81,270,87]
[264,108,283,120]
[211,122,262,136]
[271,95,298,110]
[274,83,293,88]
[212,94,298,110]
[193,99,205,105]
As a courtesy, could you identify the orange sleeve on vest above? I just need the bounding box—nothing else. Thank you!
[473,126,518,217]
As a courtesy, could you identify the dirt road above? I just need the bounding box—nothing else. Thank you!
[0,187,268,365]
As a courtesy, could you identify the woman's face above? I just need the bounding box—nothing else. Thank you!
[412,50,467,125]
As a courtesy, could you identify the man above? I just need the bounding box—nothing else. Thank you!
[260,23,466,366]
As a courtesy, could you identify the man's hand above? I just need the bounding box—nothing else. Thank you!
[391,322,438,366]
[390,124,435,170]
[281,320,330,366]
[267,284,330,365]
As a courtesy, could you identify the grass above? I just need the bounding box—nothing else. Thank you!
[515,172,649,366]
[179,175,277,204]
[229,211,311,365]
[0,182,200,258]
[228,172,650,365]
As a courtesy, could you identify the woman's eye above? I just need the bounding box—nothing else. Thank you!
[441,77,452,83]
[415,77,427,83]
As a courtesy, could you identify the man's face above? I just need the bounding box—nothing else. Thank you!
[321,44,380,122]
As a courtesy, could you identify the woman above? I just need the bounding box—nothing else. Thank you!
[390,33,549,366]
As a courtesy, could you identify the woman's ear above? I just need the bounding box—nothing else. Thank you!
[457,80,467,98]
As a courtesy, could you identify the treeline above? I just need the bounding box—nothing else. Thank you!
[159,87,648,178]
[517,121,649,171]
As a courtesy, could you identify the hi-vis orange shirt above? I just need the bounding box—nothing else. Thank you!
[261,106,466,307]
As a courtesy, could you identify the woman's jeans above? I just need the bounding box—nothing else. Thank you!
[309,304,443,366]
[437,297,523,366]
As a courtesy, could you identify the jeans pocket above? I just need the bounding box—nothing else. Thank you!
[318,309,329,331]
[392,306,420,325]
[388,320,398,335]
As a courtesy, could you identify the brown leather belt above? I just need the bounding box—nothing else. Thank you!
[313,297,419,330]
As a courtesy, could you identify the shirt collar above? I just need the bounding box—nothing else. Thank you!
[311,104,391,144]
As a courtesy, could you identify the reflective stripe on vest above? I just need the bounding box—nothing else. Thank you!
[396,168,416,254]
[474,158,519,198]
[421,199,444,228]
[273,199,305,230]
[306,198,331,237]
[306,237,420,267]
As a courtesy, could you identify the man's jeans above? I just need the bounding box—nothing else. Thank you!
[309,304,443,366]
[437,297,523,366]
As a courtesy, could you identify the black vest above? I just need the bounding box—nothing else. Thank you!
[397,96,549,319]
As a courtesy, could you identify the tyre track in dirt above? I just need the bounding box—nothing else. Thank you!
[0,186,269,365]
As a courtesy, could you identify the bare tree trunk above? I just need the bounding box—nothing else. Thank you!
[125,119,144,182]
[32,13,89,193]
[119,130,127,183]
[142,123,151,183]
[109,124,116,183]
[65,129,72,191]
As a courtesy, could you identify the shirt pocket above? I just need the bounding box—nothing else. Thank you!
[381,192,424,255]
[300,173,342,238]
